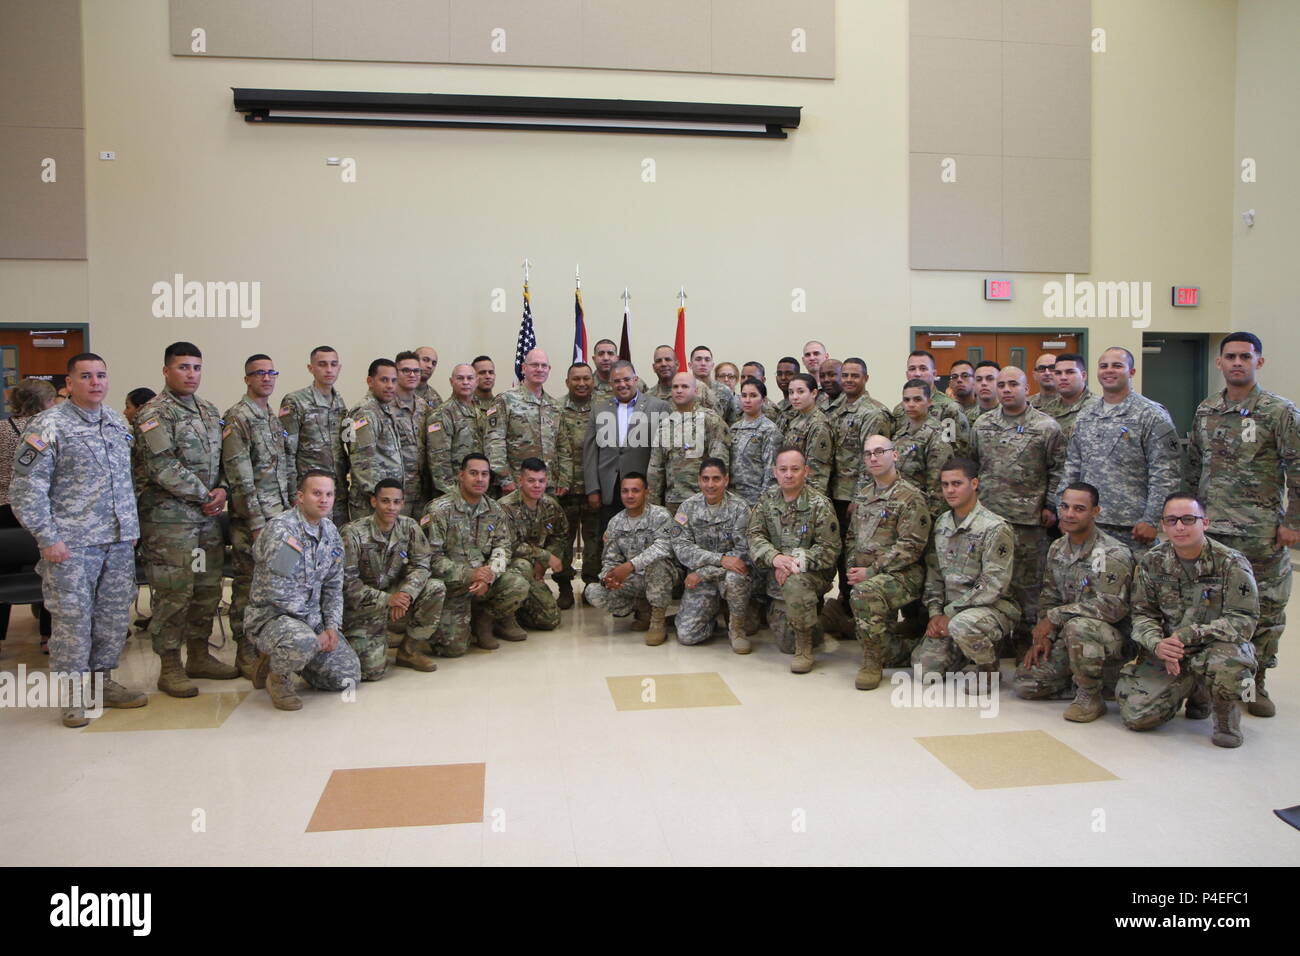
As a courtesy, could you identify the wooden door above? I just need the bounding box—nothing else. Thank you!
[914,331,1080,396]
[0,327,85,414]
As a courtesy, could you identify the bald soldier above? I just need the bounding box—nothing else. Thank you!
[643,345,679,402]
[1028,354,1059,411]
[647,372,731,514]
[486,348,560,494]
[818,359,843,414]
[414,346,444,411]
[802,341,828,378]
[280,346,350,525]
[426,363,489,498]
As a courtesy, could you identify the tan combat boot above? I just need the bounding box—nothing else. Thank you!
[251,652,271,689]
[1211,694,1243,748]
[235,639,261,681]
[728,614,752,654]
[629,597,652,632]
[1064,679,1106,722]
[472,608,500,650]
[96,671,147,709]
[185,638,239,680]
[855,635,883,690]
[493,614,528,642]
[1184,679,1211,719]
[396,636,438,672]
[1248,668,1275,718]
[266,671,302,711]
[646,607,667,646]
[157,648,197,698]
[791,628,815,674]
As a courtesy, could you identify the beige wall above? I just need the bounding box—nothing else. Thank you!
[0,0,1265,412]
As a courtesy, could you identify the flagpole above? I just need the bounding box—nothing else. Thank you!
[675,286,688,373]
[618,287,632,362]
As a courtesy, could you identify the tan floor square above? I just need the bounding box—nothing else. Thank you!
[606,672,741,711]
[83,691,250,732]
[916,730,1118,790]
[306,763,486,832]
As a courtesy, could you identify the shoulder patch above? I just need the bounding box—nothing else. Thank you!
[222,425,234,440]
[427,422,442,432]
[138,418,159,433]
[354,417,370,430]
[285,535,303,553]
[23,434,48,452]
[675,511,689,525]
[278,405,292,416]
[420,514,431,526]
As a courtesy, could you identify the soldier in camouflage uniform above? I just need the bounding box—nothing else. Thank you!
[134,342,239,697]
[341,478,441,680]
[1044,353,1093,442]
[584,473,680,645]
[967,360,1002,427]
[1058,347,1181,556]
[590,339,620,401]
[844,435,932,690]
[781,373,835,496]
[427,363,488,498]
[487,348,561,493]
[738,362,782,425]
[641,346,678,402]
[415,346,444,412]
[647,372,731,512]
[223,354,295,679]
[829,358,894,593]
[499,458,569,631]
[344,359,408,521]
[747,448,842,673]
[773,357,800,431]
[970,366,1066,653]
[1116,492,1259,748]
[1187,332,1300,718]
[11,353,146,726]
[688,346,737,424]
[124,386,156,497]
[730,378,781,504]
[914,459,1019,678]
[1014,482,1134,720]
[891,350,971,457]
[280,346,350,526]
[553,362,599,608]
[393,351,433,515]
[1028,353,1059,411]
[664,459,753,652]
[420,453,529,655]
[877,380,955,517]
[472,356,497,414]
[246,472,361,710]
[948,360,978,425]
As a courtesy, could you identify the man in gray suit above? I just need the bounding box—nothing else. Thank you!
[583,360,671,540]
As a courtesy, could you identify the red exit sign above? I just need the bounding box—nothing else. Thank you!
[984,279,1014,300]
[1172,286,1200,307]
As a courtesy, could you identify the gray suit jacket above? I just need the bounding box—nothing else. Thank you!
[582,393,671,506]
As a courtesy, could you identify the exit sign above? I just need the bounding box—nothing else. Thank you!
[984,279,1014,300]
[1172,286,1200,307]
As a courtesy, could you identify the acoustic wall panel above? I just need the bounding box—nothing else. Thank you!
[1002,39,1089,158]
[910,153,1003,272]
[580,0,711,74]
[0,127,86,260]
[909,0,1001,41]
[0,0,83,129]
[314,0,450,63]
[909,36,1002,156]
[449,0,582,68]
[170,0,313,60]
[711,0,836,79]
[1001,0,1091,45]
[1001,156,1090,273]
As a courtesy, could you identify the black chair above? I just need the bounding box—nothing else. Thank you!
[0,527,49,642]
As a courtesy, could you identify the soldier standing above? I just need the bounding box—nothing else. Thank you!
[393,351,432,515]
[11,353,145,726]
[414,346,444,412]
[729,378,781,505]
[472,356,497,414]
[773,357,800,429]
[1044,353,1093,442]
[890,350,971,457]
[487,348,560,493]
[817,359,842,413]
[647,372,730,513]
[343,359,406,521]
[427,363,488,498]
[828,358,893,594]
[1028,353,1059,410]
[948,360,978,422]
[781,373,834,496]
[280,346,349,526]
[590,338,619,401]
[553,362,598,609]
[223,354,294,679]
[688,346,736,423]
[968,360,1002,426]
[499,458,569,631]
[642,345,678,402]
[877,380,954,517]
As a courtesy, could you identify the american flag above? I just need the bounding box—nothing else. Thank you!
[514,280,536,383]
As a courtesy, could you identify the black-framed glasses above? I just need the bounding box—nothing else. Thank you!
[1161,514,1205,527]
[864,447,895,457]
[247,370,279,378]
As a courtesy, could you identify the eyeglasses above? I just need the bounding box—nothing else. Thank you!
[398,367,422,374]
[246,370,279,378]
[864,447,895,457]
[1161,514,1205,527]
[1034,365,1055,372]
[525,362,551,370]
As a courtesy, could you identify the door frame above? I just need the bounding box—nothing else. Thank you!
[1140,331,1208,435]
[0,323,92,418]
[910,326,1090,365]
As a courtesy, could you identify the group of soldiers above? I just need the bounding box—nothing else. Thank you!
[8,332,1296,750]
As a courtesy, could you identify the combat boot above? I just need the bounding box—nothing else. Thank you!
[855,635,883,690]
[728,614,751,654]
[1184,680,1211,719]
[251,652,270,689]
[1064,681,1106,722]
[156,648,197,698]
[791,628,815,674]
[61,707,89,728]
[493,614,528,642]
[396,636,438,672]
[557,584,575,611]
[629,597,652,632]
[742,603,761,636]
[185,638,239,680]
[235,639,261,681]
[1248,668,1275,718]
[1211,694,1243,748]
[96,671,147,709]
[472,608,499,650]
[266,671,302,711]
[645,607,667,646]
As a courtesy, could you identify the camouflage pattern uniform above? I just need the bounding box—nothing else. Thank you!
[584,506,680,615]
[1029,391,1057,411]
[393,392,431,515]
[486,386,561,488]
[473,392,496,415]
[892,391,971,457]
[222,396,294,650]
[341,514,445,679]
[426,397,488,498]
[10,402,139,677]
[846,477,932,667]
[708,381,740,425]
[691,378,727,421]
[415,382,443,414]
[420,488,528,656]
[245,507,360,689]
[343,395,406,521]
[914,502,1019,676]
[956,401,982,428]
[830,392,894,507]
[746,486,841,653]
[1116,538,1259,729]
[774,397,795,431]
[553,393,600,590]
[970,405,1065,645]
[1058,393,1181,555]
[876,416,954,517]
[499,490,569,631]
[762,398,782,425]
[781,407,835,496]
[1044,389,1093,443]
[729,414,781,505]
[665,491,752,644]
[134,388,225,655]
[280,385,349,525]
[643,380,674,403]
[647,406,731,511]
[591,376,614,402]
[1013,528,1134,699]
[1187,384,1300,673]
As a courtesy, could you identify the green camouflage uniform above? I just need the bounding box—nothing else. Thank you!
[585,505,680,615]
[781,407,835,496]
[914,501,1019,676]
[643,380,674,402]
[415,382,443,414]
[499,490,569,631]
[343,395,407,521]
[846,476,932,667]
[1187,384,1300,671]
[1043,389,1093,443]
[553,393,600,588]
[1013,528,1133,699]
[746,486,841,653]
[134,387,226,655]
[591,376,614,402]
[1029,391,1058,411]
[762,398,782,425]
[965,403,997,428]
[1117,538,1259,729]
[341,514,445,679]
[665,491,753,644]
[279,385,349,525]
[708,381,740,425]
[880,416,954,517]
[892,390,972,457]
[222,395,295,649]
[419,488,528,656]
[486,386,561,488]
[729,414,781,505]
[647,406,731,510]
[830,392,895,505]
[774,397,795,431]
[425,397,488,497]
[393,392,431,515]
[970,405,1066,644]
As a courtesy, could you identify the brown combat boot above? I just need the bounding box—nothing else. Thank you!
[1211,694,1243,748]
[728,614,752,654]
[629,597,651,632]
[252,652,271,690]
[266,671,302,711]
[185,638,239,680]
[1064,681,1106,722]
[556,584,575,611]
[396,636,438,672]
[157,648,197,698]
[472,609,499,650]
[1184,679,1211,719]
[855,635,883,690]
[96,671,147,709]
[645,607,667,646]
[235,639,261,681]
[493,614,528,642]
[1248,668,1275,718]
[791,628,815,674]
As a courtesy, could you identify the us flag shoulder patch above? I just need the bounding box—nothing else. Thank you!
[138,419,159,433]
[278,405,292,416]
[427,422,442,432]
[285,535,304,553]
[24,434,48,452]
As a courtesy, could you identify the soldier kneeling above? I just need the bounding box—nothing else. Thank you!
[499,458,569,632]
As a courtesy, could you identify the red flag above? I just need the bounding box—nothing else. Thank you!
[674,305,687,373]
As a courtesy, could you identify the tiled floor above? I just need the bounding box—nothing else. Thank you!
[1,590,1297,866]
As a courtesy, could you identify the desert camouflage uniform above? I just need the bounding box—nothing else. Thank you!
[729,414,781,505]
[647,405,731,511]
[486,386,560,489]
[665,491,752,644]
[892,391,971,457]
[426,397,488,498]
[781,407,835,496]
[499,489,569,631]
[280,385,349,525]
[343,395,406,521]
[553,393,600,589]
[878,416,954,518]
[584,505,679,615]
